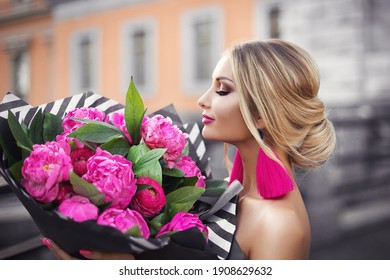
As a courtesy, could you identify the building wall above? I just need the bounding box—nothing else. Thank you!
[258,0,390,106]
[52,0,256,115]
[0,0,53,105]
[2,1,389,110]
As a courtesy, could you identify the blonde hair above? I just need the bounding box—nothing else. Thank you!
[226,39,336,169]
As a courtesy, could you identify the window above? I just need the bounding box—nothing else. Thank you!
[80,36,92,89]
[70,28,100,95]
[255,0,282,39]
[4,35,30,100]
[121,18,156,97]
[181,6,223,94]
[12,0,31,5]
[269,7,281,38]
[194,20,213,81]
[12,49,30,99]
[132,30,146,85]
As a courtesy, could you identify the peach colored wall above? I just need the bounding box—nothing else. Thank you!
[0,45,10,100]
[0,13,52,105]
[53,0,256,114]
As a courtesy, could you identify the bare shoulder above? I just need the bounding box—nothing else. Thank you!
[237,190,311,260]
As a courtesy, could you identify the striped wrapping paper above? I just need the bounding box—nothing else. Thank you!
[0,92,242,259]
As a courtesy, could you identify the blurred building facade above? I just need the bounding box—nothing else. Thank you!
[1,0,390,259]
[265,0,390,251]
[1,0,257,115]
[0,0,53,106]
[4,0,388,112]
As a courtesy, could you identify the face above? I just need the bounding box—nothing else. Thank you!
[197,56,253,144]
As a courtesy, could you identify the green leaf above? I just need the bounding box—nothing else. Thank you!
[162,166,185,177]
[136,183,153,192]
[165,186,205,218]
[100,138,131,156]
[148,212,167,234]
[162,175,184,194]
[69,171,106,206]
[127,142,150,163]
[203,179,228,196]
[71,118,123,131]
[79,139,97,152]
[29,109,44,144]
[180,176,199,187]
[123,225,142,237]
[7,110,33,153]
[124,78,146,145]
[68,123,123,143]
[43,112,63,142]
[133,148,166,174]
[9,160,23,183]
[135,161,162,185]
[21,122,29,136]
[166,203,189,219]
[202,187,228,197]
[181,142,189,156]
[0,134,17,166]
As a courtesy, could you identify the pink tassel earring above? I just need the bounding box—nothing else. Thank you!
[256,148,294,198]
[228,148,294,199]
[228,150,243,186]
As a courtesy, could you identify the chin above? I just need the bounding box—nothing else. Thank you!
[201,129,220,142]
[202,129,226,142]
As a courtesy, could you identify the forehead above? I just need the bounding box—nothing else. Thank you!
[212,56,233,78]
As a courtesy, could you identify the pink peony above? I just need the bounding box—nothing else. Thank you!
[70,147,95,176]
[142,115,188,168]
[108,112,132,144]
[58,195,99,222]
[156,212,208,241]
[97,208,150,238]
[62,107,106,134]
[174,156,206,188]
[56,133,84,149]
[21,141,72,203]
[59,107,106,148]
[129,177,166,219]
[82,148,137,209]
[55,183,74,203]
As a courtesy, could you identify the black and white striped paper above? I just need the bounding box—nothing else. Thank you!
[0,92,242,259]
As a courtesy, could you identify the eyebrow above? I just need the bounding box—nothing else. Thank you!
[216,77,235,84]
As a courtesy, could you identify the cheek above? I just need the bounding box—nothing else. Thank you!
[202,102,252,143]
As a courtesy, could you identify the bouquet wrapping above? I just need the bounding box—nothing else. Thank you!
[0,83,242,259]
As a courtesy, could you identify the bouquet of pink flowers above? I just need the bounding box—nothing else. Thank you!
[0,80,241,259]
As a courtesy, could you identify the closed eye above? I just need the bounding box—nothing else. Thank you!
[215,90,230,96]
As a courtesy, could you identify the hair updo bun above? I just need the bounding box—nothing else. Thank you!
[227,39,336,169]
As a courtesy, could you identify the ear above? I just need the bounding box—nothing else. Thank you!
[255,118,266,130]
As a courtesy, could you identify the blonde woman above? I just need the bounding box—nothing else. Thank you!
[46,39,335,260]
[198,39,335,259]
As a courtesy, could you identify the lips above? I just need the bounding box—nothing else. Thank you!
[202,114,215,125]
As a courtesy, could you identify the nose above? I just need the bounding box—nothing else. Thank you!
[197,87,212,109]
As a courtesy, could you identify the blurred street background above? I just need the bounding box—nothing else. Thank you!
[1,0,390,260]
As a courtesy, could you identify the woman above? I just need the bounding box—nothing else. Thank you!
[45,38,335,260]
[198,39,335,259]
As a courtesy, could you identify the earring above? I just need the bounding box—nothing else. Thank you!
[228,148,294,199]
[256,148,294,198]
[228,150,243,186]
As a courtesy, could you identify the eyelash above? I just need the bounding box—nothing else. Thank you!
[215,90,230,96]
